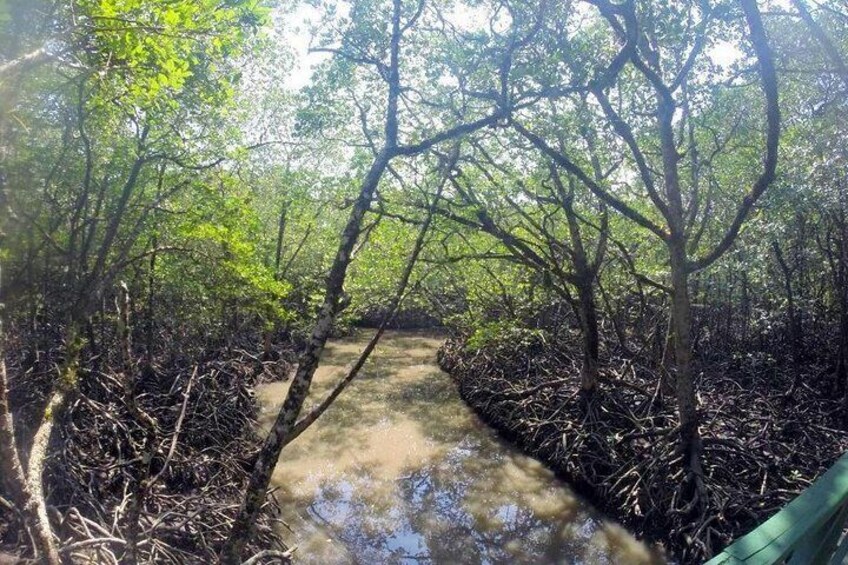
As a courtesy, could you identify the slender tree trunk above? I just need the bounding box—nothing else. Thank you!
[22,322,84,565]
[0,345,32,553]
[838,301,848,381]
[119,283,142,564]
[741,269,750,345]
[274,202,288,276]
[264,202,289,360]
[597,281,630,355]
[25,390,64,565]
[0,264,27,510]
[0,357,26,510]
[772,241,802,370]
[575,272,599,393]
[145,240,157,370]
[661,310,675,371]
[285,155,449,443]
[0,270,61,563]
[838,237,848,412]
[221,153,390,563]
[262,331,273,361]
[839,303,848,411]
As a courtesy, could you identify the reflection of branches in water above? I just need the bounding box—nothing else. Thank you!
[394,446,601,565]
[298,440,559,563]
[277,331,614,564]
[303,478,428,564]
[306,501,334,528]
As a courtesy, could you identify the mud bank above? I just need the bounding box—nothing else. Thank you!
[438,333,848,563]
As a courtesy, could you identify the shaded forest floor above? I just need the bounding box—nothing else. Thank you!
[438,330,848,564]
[0,328,295,563]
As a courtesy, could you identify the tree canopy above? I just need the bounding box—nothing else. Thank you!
[2,0,848,563]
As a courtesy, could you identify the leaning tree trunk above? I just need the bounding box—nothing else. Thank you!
[25,390,65,565]
[22,328,81,565]
[282,152,450,444]
[0,333,30,530]
[0,264,63,564]
[220,153,390,563]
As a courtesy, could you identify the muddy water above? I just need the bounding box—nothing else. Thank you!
[256,330,658,564]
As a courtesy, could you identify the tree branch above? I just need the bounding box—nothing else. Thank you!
[689,0,780,272]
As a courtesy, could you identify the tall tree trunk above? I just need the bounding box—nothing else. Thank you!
[221,153,390,563]
[659,87,704,477]
[669,242,703,475]
[284,154,449,443]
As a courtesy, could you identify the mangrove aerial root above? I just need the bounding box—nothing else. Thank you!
[439,333,848,563]
[0,328,293,563]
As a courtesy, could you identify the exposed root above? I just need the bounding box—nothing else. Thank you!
[0,329,293,563]
[439,333,848,563]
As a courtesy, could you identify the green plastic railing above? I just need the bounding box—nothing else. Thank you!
[705,451,848,565]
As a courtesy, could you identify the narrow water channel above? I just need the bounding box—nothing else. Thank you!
[256,330,659,564]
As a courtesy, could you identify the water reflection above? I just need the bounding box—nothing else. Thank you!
[256,330,659,564]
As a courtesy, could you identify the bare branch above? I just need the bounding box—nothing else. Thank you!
[689,0,780,272]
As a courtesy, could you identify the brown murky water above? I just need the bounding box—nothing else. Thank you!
[256,330,659,564]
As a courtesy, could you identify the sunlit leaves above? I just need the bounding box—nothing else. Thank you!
[70,0,269,110]
[175,177,292,324]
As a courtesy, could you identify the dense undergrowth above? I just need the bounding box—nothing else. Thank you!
[439,321,848,563]
[0,325,294,563]
[3,0,848,562]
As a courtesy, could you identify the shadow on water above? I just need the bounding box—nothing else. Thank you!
[256,330,661,564]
